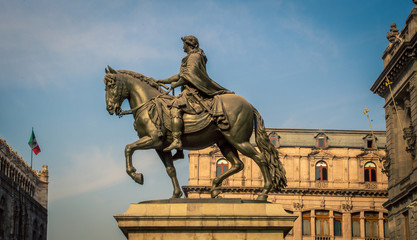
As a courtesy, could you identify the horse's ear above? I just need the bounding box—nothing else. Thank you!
[108,65,117,74]
[105,68,109,74]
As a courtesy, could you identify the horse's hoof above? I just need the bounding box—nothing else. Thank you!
[131,173,144,185]
[256,194,268,201]
[210,188,221,198]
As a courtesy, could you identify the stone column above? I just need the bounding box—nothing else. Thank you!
[360,211,365,238]
[379,211,384,238]
[329,210,334,237]
[311,209,315,237]
[343,212,352,240]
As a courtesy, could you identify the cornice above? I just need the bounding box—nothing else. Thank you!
[371,33,417,97]
[182,185,388,198]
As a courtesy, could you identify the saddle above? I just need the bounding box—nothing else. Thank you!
[145,94,230,135]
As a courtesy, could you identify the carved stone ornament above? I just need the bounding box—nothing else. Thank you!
[365,182,377,189]
[381,148,391,177]
[293,202,304,210]
[404,125,416,155]
[386,23,400,43]
[320,198,326,208]
[342,203,353,212]
[315,181,328,188]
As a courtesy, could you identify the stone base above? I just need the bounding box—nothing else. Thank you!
[114,198,297,240]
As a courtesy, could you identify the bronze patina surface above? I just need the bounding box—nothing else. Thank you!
[104,36,286,200]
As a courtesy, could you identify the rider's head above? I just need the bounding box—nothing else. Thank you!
[181,35,199,50]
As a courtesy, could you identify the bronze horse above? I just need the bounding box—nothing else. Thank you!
[104,66,286,200]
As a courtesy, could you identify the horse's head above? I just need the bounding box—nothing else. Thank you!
[104,66,127,116]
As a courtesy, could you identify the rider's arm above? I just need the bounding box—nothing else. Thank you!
[171,78,186,89]
[157,74,180,84]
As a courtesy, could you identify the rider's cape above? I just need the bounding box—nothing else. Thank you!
[180,50,233,96]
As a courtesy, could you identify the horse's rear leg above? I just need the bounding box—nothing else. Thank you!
[125,136,162,184]
[211,143,244,198]
[231,142,272,201]
[156,150,183,198]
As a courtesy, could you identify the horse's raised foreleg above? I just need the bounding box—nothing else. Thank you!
[125,136,161,185]
[211,143,244,198]
[156,150,183,198]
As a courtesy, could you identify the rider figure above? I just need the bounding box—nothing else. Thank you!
[157,35,232,152]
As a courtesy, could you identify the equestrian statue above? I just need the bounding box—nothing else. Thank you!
[104,35,286,200]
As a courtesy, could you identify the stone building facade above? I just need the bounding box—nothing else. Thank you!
[370,1,417,239]
[0,137,48,240]
[183,128,388,240]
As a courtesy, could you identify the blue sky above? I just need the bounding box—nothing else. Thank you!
[0,0,414,239]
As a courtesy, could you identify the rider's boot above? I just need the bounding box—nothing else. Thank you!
[164,108,183,152]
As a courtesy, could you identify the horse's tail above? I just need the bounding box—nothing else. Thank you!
[252,106,287,191]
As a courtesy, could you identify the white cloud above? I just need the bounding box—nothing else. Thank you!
[49,146,157,202]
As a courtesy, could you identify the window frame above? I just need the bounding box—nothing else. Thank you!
[364,162,377,182]
[367,139,374,149]
[352,212,361,237]
[365,211,379,238]
[216,159,229,177]
[315,161,328,181]
[334,212,343,236]
[302,211,311,235]
[315,210,330,236]
[318,137,326,148]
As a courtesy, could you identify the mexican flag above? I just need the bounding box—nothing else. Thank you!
[28,129,41,155]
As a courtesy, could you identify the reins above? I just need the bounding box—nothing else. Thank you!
[117,88,173,118]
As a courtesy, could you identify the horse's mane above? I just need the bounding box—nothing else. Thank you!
[117,70,165,94]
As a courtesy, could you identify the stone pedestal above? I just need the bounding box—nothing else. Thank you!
[114,198,297,240]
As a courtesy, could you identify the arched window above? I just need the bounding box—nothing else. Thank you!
[216,159,229,177]
[269,132,279,147]
[315,161,328,181]
[315,210,329,236]
[364,162,377,182]
[334,212,343,236]
[365,211,379,238]
[302,211,311,235]
[352,212,360,237]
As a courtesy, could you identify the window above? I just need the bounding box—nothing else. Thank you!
[364,162,377,182]
[315,161,328,181]
[334,212,343,236]
[352,213,360,237]
[367,139,374,149]
[216,159,229,177]
[365,211,379,238]
[315,210,329,236]
[270,137,277,147]
[363,134,377,149]
[269,133,279,147]
[318,138,326,148]
[315,133,328,148]
[384,213,389,238]
[302,211,311,235]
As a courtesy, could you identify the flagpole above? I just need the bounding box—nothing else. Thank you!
[31,126,33,168]
[363,105,378,151]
